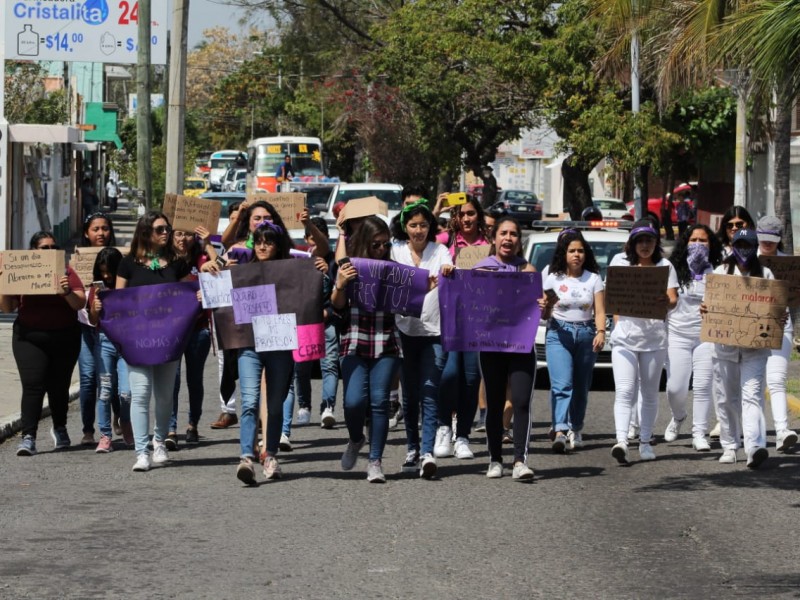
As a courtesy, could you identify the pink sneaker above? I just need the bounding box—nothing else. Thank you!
[262,455,281,480]
[95,435,113,453]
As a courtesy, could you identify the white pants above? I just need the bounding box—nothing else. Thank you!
[766,329,792,432]
[613,346,667,444]
[666,333,713,438]
[713,351,768,452]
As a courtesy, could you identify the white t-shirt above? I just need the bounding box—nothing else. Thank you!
[608,256,679,351]
[391,241,453,336]
[543,270,604,322]
[667,267,712,339]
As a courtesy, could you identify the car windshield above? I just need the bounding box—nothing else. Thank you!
[336,189,403,211]
[594,199,626,210]
[505,191,537,203]
[211,159,236,169]
[184,180,205,189]
[528,239,626,280]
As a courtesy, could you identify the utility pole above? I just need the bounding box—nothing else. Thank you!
[0,0,8,250]
[631,28,645,221]
[166,0,190,195]
[137,0,153,208]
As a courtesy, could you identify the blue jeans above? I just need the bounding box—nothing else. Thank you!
[341,354,401,461]
[78,324,98,434]
[282,361,312,436]
[399,333,447,455]
[95,332,131,438]
[170,327,212,431]
[546,319,597,433]
[439,351,480,438]
[129,361,180,455]
[320,322,340,410]
[238,348,294,458]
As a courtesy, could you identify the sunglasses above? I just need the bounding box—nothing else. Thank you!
[154,225,172,235]
[726,221,747,230]
[371,241,391,250]
[38,245,59,250]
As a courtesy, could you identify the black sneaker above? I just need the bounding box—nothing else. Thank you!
[401,450,419,473]
[50,426,71,450]
[165,432,178,451]
[185,427,199,445]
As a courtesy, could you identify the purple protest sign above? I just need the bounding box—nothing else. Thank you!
[438,270,542,353]
[232,284,278,324]
[99,281,202,366]
[348,258,429,317]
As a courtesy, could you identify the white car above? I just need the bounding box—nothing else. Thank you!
[593,197,633,221]
[524,221,631,371]
[322,182,403,226]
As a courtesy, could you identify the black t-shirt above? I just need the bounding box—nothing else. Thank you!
[118,255,192,288]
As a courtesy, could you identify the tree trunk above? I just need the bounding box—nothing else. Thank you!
[775,82,793,253]
[561,156,592,220]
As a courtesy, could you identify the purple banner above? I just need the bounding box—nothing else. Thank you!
[438,270,542,353]
[348,258,429,317]
[99,281,202,366]
[232,284,278,324]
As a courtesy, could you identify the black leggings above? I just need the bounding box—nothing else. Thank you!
[479,350,536,463]
[13,321,81,438]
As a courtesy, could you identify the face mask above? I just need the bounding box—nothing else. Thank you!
[686,243,710,278]
[732,245,756,267]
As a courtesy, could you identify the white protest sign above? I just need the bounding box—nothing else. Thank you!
[199,271,233,309]
[253,313,298,352]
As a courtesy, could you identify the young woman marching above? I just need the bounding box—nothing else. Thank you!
[610,221,678,464]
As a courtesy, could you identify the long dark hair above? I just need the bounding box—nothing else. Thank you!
[173,232,204,267]
[92,247,124,287]
[129,211,177,263]
[549,230,600,275]
[489,216,524,258]
[29,231,57,249]
[250,223,292,261]
[670,224,723,288]
[625,220,663,265]
[348,216,391,259]
[81,212,117,247]
[391,202,437,242]
[445,196,489,244]
[716,205,754,246]
[234,200,293,247]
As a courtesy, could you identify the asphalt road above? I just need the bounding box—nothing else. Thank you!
[1,357,799,599]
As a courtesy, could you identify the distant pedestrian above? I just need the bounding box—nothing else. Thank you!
[81,177,99,221]
[675,193,691,238]
[661,194,674,241]
[106,179,119,212]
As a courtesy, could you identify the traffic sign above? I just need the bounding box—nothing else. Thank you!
[5,1,168,64]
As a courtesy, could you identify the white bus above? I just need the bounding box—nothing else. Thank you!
[246,136,324,193]
[208,149,246,191]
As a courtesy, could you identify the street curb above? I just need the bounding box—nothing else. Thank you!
[0,383,80,444]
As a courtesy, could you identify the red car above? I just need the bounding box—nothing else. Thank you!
[626,198,695,228]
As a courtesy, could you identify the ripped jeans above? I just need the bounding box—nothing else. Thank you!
[95,332,131,439]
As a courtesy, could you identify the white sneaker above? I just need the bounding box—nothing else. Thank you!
[486,461,503,478]
[746,447,768,469]
[776,429,798,453]
[718,448,737,464]
[692,436,711,452]
[663,417,685,443]
[551,432,568,454]
[453,437,474,459]
[320,407,336,429]
[627,424,639,441]
[152,442,169,465]
[512,462,534,481]
[567,430,584,450]
[611,442,629,464]
[709,422,721,439]
[296,408,311,425]
[419,453,437,479]
[279,433,293,452]
[366,460,386,483]
[638,442,656,461]
[433,426,453,458]
[132,453,152,472]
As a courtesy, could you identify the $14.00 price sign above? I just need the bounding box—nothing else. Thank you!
[5,0,168,64]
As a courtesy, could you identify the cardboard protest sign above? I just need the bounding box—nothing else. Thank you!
[700,274,789,350]
[340,196,389,222]
[162,193,177,223]
[455,245,491,269]
[70,247,130,288]
[262,193,305,230]
[605,266,670,319]
[439,270,542,353]
[759,256,800,308]
[0,249,66,295]
[171,195,221,235]
[199,271,233,308]
[232,284,278,324]
[213,260,325,362]
[98,281,202,366]
[253,313,298,353]
[347,258,429,317]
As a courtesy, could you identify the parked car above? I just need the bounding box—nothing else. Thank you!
[593,197,633,220]
[626,197,695,228]
[321,182,404,226]
[183,177,208,197]
[489,190,542,227]
[524,220,632,371]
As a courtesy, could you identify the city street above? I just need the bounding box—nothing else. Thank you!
[1,355,799,599]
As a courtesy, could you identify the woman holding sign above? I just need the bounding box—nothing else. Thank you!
[391,200,453,479]
[610,221,678,464]
[1,232,85,456]
[116,212,193,472]
[223,200,293,262]
[474,216,537,481]
[332,216,402,482]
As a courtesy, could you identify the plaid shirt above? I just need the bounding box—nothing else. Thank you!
[339,305,401,359]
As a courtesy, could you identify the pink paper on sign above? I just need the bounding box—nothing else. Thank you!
[293,322,325,362]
